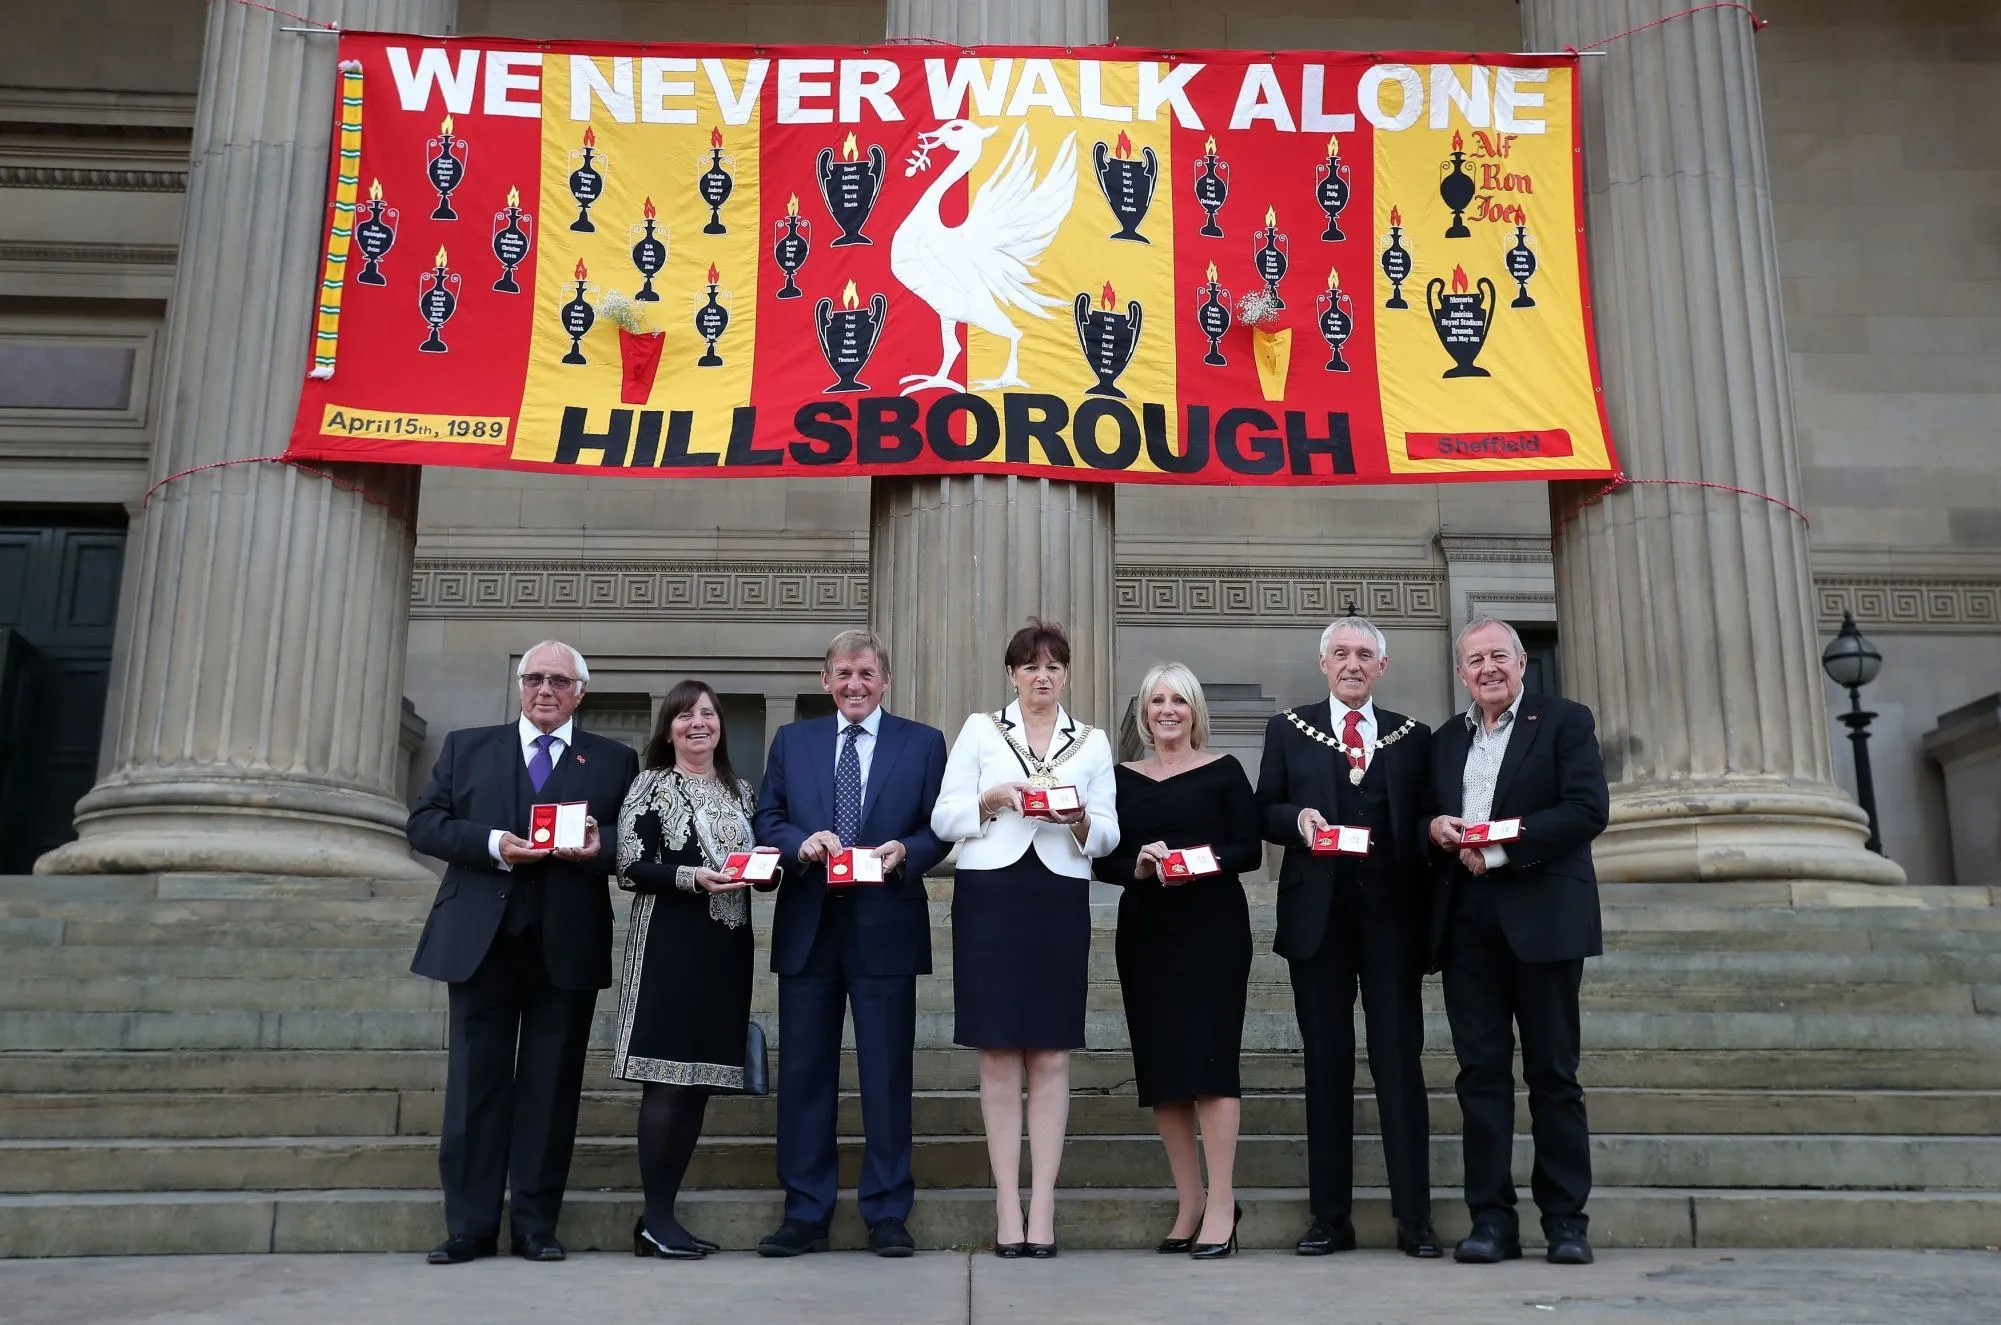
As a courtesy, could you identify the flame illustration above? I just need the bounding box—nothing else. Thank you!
[1264,205,1277,229]
[583,126,596,148]
[574,258,588,281]
[441,115,454,136]
[1203,135,1216,157]
[1451,265,1469,295]
[368,178,382,202]
[434,246,448,267]
[711,126,724,149]
[643,195,656,220]
[1206,261,1218,284]
[786,193,800,217]
[841,279,859,310]
[1452,129,1464,153]
[1327,134,1340,157]
[1100,281,1116,310]
[707,262,720,285]
[841,131,858,162]
[1114,130,1133,160]
[1327,266,1339,290]
[1390,205,1402,228]
[506,185,519,208]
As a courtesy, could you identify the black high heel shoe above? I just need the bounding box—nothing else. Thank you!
[994,1241,1028,1258]
[1156,1233,1195,1254]
[1026,1242,1059,1258]
[1189,1204,1242,1260]
[633,1216,706,1260]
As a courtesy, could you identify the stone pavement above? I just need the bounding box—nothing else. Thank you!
[6,1249,2001,1325]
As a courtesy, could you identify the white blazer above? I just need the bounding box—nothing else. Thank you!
[932,702,1120,877]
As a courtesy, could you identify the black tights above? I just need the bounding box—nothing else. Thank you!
[638,1082,712,1246]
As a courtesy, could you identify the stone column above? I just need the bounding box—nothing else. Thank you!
[1521,1,1901,885]
[37,0,456,880]
[874,0,1116,733]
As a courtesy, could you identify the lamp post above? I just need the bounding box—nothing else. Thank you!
[1820,611,1885,854]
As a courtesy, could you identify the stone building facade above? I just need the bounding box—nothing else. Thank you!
[0,0,1995,887]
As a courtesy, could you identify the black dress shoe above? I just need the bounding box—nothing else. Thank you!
[994,1241,1028,1258]
[1545,1225,1595,1265]
[1190,1205,1242,1261]
[1454,1223,1523,1264]
[1396,1218,1443,1258]
[426,1234,496,1265]
[690,1235,721,1254]
[1155,1234,1194,1254]
[633,1217,706,1260]
[756,1219,831,1257]
[510,1232,566,1262]
[1025,1242,1059,1258]
[868,1216,916,1258]
[1296,1216,1357,1256]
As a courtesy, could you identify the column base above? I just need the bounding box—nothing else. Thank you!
[1595,781,1907,886]
[34,772,431,881]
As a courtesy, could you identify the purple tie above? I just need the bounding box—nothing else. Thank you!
[528,733,556,793]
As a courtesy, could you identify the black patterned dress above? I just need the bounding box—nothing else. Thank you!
[611,769,758,1088]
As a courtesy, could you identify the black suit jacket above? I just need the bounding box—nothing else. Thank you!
[407,722,640,991]
[1255,700,1434,963]
[1428,692,1610,967]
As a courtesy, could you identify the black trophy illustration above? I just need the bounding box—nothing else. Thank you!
[559,259,594,365]
[1192,135,1229,238]
[1093,131,1158,244]
[1380,206,1413,310]
[694,262,730,366]
[1073,284,1142,398]
[1315,135,1352,242]
[816,132,885,247]
[1253,207,1289,309]
[1426,265,1497,379]
[1316,271,1354,373]
[425,116,468,221]
[698,126,734,236]
[630,197,667,301]
[815,280,887,393]
[1504,223,1538,307]
[417,246,460,353]
[1195,262,1231,367]
[490,186,533,294]
[355,179,397,286]
[773,195,811,298]
[1439,130,1475,238]
[567,126,605,233]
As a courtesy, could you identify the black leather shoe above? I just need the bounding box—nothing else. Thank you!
[1296,1216,1357,1256]
[690,1234,721,1254]
[1454,1223,1523,1264]
[1025,1241,1059,1258]
[868,1217,916,1258]
[510,1232,566,1262]
[756,1219,831,1257]
[1155,1234,1194,1254]
[1545,1224,1595,1265]
[633,1217,706,1260]
[1190,1205,1242,1260]
[1396,1218,1443,1258]
[994,1241,1028,1258]
[426,1234,496,1265]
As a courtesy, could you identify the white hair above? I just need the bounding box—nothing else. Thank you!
[1319,614,1388,658]
[1453,617,1525,664]
[517,640,590,687]
[1134,661,1212,750]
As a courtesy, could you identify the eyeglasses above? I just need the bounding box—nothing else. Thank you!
[520,673,579,692]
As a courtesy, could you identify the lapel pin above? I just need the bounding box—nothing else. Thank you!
[574,753,587,763]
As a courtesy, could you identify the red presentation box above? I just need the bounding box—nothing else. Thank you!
[1311,825,1372,857]
[722,848,781,883]
[1022,785,1082,819]
[1460,818,1522,846]
[529,801,588,851]
[826,847,885,887]
[1161,845,1221,879]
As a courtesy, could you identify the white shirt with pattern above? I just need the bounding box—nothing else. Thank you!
[1461,692,1524,870]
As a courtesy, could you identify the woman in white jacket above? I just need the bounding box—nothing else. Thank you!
[932,619,1119,1258]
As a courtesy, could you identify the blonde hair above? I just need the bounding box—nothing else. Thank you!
[1135,662,1211,750]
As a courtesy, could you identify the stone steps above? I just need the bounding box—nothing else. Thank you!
[11,1132,2001,1195]
[8,1186,2000,1257]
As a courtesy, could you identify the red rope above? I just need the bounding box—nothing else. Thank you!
[1565,2,1768,56]
[1558,473,1809,533]
[140,454,407,523]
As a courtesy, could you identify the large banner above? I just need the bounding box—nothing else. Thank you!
[286,36,1616,486]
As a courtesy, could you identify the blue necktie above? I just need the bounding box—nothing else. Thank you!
[528,733,556,794]
[833,723,864,847]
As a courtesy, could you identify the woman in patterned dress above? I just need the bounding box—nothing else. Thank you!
[613,679,760,1258]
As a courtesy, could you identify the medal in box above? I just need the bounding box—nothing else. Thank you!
[722,847,781,884]
[1460,817,1522,846]
[826,846,885,887]
[1021,785,1081,818]
[529,801,589,851]
[1161,845,1221,879]
[1310,824,1372,856]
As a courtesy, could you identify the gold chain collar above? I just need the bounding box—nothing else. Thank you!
[990,711,1092,788]
[1284,708,1417,766]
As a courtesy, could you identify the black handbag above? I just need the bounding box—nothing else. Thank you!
[740,1020,770,1096]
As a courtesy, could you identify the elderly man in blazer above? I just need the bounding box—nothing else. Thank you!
[407,640,640,1266]
[1255,615,1441,1259]
[753,630,949,1258]
[1428,617,1610,1267]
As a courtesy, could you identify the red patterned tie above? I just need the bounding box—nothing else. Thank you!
[1342,709,1366,782]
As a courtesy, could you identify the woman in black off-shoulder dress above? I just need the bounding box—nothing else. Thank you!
[1094,663,1259,1259]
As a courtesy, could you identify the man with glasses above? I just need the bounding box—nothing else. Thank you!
[408,640,639,1266]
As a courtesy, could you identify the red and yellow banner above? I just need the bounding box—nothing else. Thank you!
[287,35,1616,486]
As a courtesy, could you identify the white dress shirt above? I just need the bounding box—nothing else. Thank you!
[832,704,884,796]
[487,715,575,867]
[932,702,1120,877]
[1330,695,1378,770]
[1461,693,1523,870]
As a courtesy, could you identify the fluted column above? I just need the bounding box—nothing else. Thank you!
[1522,1,1901,884]
[37,0,454,879]
[874,0,1116,731]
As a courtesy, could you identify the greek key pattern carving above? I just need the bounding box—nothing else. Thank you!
[410,561,870,621]
[1815,577,2001,634]
[1116,566,1446,626]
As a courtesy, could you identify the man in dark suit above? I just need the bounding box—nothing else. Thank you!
[753,629,949,1258]
[406,640,639,1266]
[1256,615,1441,1259]
[1428,616,1609,1267]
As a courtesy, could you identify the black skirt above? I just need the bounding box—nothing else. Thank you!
[952,853,1091,1051]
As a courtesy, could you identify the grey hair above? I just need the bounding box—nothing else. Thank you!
[824,628,889,674]
[517,641,590,687]
[1319,615,1388,657]
[1453,616,1526,664]
[1134,661,1212,750]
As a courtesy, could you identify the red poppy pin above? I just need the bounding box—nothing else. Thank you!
[574,753,587,764]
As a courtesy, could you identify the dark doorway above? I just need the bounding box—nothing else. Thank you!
[1517,625,1562,698]
[0,511,126,873]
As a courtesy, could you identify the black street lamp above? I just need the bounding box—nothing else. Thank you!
[1820,610,1885,854]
